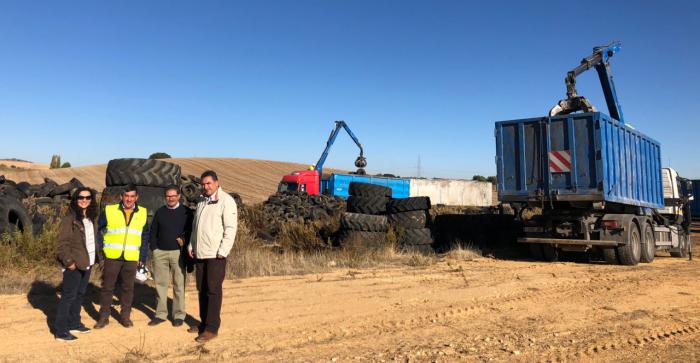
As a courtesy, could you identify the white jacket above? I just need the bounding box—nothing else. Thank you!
[189,187,238,258]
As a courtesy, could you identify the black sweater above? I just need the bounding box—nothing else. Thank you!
[149,205,193,251]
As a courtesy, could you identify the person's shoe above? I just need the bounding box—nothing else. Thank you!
[94,318,109,329]
[148,318,166,326]
[121,319,134,328]
[187,325,201,334]
[69,325,91,334]
[55,332,78,342]
[195,331,217,343]
[172,319,184,327]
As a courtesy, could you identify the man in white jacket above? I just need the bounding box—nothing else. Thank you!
[187,170,237,343]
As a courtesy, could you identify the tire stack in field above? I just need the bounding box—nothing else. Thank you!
[387,196,433,253]
[337,182,391,248]
[1,176,85,235]
[101,158,181,222]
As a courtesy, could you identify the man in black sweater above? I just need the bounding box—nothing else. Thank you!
[148,185,193,327]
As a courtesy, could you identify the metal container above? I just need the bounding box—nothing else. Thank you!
[409,179,492,206]
[322,173,410,199]
[495,112,663,208]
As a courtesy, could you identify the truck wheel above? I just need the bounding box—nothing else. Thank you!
[640,222,655,263]
[348,182,392,198]
[528,244,544,260]
[541,244,559,262]
[616,221,641,266]
[602,248,619,264]
[670,232,689,258]
[0,196,32,235]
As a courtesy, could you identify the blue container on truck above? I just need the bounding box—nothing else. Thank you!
[495,112,663,208]
[321,173,410,199]
[691,179,700,219]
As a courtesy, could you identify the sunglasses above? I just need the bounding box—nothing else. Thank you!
[77,196,92,201]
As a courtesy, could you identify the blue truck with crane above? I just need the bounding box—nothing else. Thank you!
[278,120,410,198]
[495,42,693,265]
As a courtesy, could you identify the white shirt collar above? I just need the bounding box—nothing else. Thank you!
[167,203,180,210]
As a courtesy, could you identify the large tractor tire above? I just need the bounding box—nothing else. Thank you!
[616,220,641,266]
[388,210,428,229]
[0,196,32,235]
[337,230,387,248]
[399,228,433,245]
[106,158,181,188]
[387,197,431,213]
[640,222,656,263]
[346,196,387,215]
[340,212,388,232]
[348,182,392,198]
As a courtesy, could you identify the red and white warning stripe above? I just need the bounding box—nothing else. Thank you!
[549,150,572,173]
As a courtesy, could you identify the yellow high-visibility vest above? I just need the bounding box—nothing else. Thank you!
[103,204,147,261]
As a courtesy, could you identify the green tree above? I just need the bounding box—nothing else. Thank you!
[149,152,171,159]
[472,175,487,182]
[487,176,497,184]
[60,162,71,168]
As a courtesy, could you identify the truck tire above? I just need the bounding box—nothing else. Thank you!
[349,182,392,198]
[340,212,388,232]
[346,196,387,215]
[528,244,544,260]
[640,222,656,263]
[541,244,559,262]
[399,228,433,245]
[387,197,431,213]
[616,221,641,266]
[670,232,689,258]
[602,248,619,264]
[49,178,84,197]
[106,158,181,187]
[388,210,428,229]
[0,196,32,235]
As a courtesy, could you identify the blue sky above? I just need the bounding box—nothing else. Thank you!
[1,1,698,178]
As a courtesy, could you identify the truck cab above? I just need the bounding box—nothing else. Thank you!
[278,170,321,195]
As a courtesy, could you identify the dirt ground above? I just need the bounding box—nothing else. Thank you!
[3,238,700,362]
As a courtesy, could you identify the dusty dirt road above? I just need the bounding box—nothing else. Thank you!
[2,246,699,363]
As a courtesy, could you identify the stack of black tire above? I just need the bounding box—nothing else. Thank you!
[337,182,391,248]
[101,158,181,222]
[387,196,434,253]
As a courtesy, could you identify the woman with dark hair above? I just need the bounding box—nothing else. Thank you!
[54,187,100,342]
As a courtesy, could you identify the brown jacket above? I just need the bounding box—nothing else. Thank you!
[57,212,100,270]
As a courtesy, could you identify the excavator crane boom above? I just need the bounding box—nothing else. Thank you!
[550,41,626,125]
[314,120,367,177]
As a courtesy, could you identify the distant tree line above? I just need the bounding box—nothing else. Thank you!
[472,175,497,183]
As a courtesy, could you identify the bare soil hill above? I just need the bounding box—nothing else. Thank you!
[0,159,49,170]
[0,158,341,204]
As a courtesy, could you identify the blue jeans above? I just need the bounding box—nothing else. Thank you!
[54,268,91,335]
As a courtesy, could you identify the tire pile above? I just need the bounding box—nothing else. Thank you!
[337,183,392,248]
[101,158,181,222]
[0,175,84,235]
[388,196,434,253]
[260,191,344,236]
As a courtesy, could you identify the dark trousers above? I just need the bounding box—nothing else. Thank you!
[55,268,91,335]
[195,258,226,333]
[99,259,137,320]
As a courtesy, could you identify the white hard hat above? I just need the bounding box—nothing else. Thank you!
[135,265,151,284]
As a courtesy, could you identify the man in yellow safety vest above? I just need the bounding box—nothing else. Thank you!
[94,184,150,329]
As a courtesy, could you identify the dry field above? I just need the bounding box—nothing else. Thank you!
[0,157,343,204]
[1,236,699,362]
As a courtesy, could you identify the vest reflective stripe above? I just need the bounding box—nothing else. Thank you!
[103,204,148,261]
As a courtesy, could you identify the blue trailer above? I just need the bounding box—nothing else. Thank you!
[495,42,692,265]
[321,173,410,199]
[691,180,700,219]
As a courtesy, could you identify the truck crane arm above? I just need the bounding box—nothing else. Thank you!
[549,41,626,125]
[314,120,367,177]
